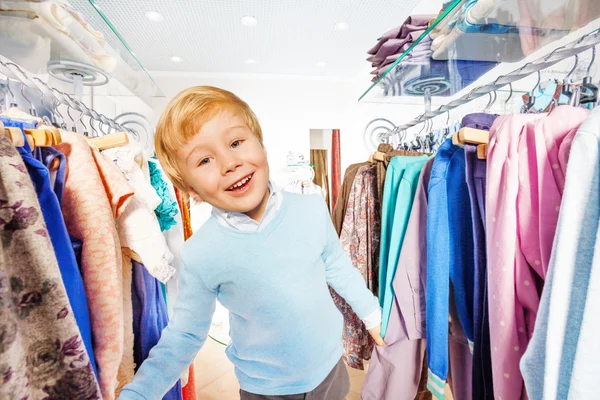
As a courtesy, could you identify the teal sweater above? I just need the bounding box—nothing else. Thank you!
[119,192,379,398]
[378,155,430,337]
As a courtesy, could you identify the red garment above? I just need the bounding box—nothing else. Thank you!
[331,129,341,212]
[175,188,197,400]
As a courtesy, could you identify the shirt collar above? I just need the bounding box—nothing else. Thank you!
[211,180,282,230]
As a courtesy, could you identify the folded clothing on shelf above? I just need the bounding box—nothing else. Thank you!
[376,40,498,97]
[0,0,116,72]
[367,14,435,82]
[368,14,434,55]
[370,34,434,81]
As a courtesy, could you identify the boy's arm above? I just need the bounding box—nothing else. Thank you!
[319,198,384,343]
[119,258,217,399]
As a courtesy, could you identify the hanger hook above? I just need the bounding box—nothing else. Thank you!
[566,54,579,79]
[79,112,88,134]
[39,95,55,122]
[89,115,99,137]
[417,120,426,135]
[98,116,110,135]
[531,70,541,94]
[484,91,496,112]
[72,102,85,128]
[505,82,513,104]
[5,79,17,107]
[20,83,37,116]
[586,46,596,77]
[53,99,65,125]
[0,83,6,111]
[66,106,74,123]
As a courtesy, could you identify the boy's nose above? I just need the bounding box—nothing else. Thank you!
[222,156,243,175]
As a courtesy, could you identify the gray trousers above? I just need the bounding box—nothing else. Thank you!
[239,358,350,400]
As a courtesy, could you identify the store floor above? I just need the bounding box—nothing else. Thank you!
[193,339,365,399]
[193,339,454,399]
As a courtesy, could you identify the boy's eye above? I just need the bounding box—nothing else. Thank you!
[198,158,211,166]
[231,140,242,148]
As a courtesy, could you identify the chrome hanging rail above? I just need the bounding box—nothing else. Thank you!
[0,58,132,135]
[377,27,600,138]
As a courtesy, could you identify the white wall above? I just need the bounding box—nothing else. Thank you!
[145,71,426,179]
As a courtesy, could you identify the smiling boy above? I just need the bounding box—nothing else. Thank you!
[119,86,383,400]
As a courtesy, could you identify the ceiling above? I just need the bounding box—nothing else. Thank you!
[69,0,426,77]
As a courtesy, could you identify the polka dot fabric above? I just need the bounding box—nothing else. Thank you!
[485,106,589,400]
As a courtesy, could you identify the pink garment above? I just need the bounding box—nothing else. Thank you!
[486,106,588,400]
[56,132,134,400]
[518,106,589,280]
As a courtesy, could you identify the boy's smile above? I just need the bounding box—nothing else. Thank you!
[177,110,270,221]
[225,172,254,195]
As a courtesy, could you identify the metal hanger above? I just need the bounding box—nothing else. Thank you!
[503,82,513,114]
[89,115,99,137]
[484,91,497,113]
[39,95,56,125]
[72,100,89,135]
[1,58,129,134]
[20,83,37,117]
[562,54,579,99]
[5,79,18,108]
[53,99,67,130]
[522,70,541,113]
[580,46,597,104]
[72,108,84,133]
[0,84,6,113]
[66,103,82,132]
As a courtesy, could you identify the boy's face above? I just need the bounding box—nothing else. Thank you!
[177,111,269,216]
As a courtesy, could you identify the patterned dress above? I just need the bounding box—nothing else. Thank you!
[330,164,380,370]
[0,136,101,399]
[56,131,134,399]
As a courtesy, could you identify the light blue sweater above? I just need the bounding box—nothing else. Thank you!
[119,192,379,398]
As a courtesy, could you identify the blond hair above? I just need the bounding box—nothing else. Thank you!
[154,86,263,192]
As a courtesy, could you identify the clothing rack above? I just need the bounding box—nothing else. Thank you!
[0,57,134,136]
[370,27,600,139]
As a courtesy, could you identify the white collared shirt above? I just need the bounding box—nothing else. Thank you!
[212,181,282,232]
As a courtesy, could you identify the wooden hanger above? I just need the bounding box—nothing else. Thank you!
[24,128,54,147]
[22,128,64,169]
[368,150,386,163]
[451,126,490,159]
[0,121,25,147]
[39,125,62,146]
[477,144,487,160]
[89,131,129,150]
[452,127,489,146]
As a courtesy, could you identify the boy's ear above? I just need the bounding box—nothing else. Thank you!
[187,188,203,203]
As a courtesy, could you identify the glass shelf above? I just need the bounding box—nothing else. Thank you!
[0,0,163,102]
[360,0,600,102]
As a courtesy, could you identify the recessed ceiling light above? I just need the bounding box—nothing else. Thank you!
[170,56,183,63]
[144,10,164,22]
[245,59,258,64]
[334,22,350,31]
[241,16,258,27]
[316,61,327,67]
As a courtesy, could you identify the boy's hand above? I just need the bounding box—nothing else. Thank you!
[368,324,386,347]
